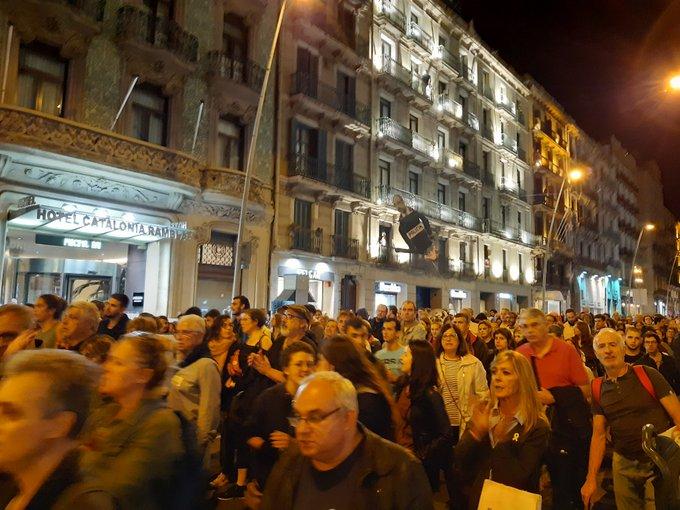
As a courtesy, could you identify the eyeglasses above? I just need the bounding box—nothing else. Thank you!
[288,407,341,427]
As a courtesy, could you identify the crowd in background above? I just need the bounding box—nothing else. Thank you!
[1,294,680,509]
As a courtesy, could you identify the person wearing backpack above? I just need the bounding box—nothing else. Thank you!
[582,328,680,510]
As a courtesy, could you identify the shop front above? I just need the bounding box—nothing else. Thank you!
[374,281,403,309]
[272,257,335,315]
[448,288,470,314]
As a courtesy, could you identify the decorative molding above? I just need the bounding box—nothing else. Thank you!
[180,198,261,223]
[201,169,271,206]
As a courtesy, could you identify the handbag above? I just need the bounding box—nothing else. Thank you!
[477,479,542,510]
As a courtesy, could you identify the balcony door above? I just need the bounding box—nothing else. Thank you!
[297,47,318,96]
[334,210,351,257]
[334,140,353,190]
[337,71,356,116]
[293,199,313,251]
[292,121,324,178]
[143,0,175,45]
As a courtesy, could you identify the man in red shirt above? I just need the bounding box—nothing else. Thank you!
[517,308,591,510]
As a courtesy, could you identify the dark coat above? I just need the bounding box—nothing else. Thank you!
[455,419,550,510]
[261,426,434,510]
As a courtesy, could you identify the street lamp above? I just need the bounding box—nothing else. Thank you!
[665,252,678,315]
[231,0,289,300]
[627,223,655,316]
[540,168,586,311]
[669,74,680,91]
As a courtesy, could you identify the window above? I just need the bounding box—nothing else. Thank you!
[17,42,69,117]
[459,94,467,112]
[482,197,490,219]
[460,242,467,262]
[482,151,490,171]
[482,70,490,90]
[380,98,392,118]
[144,0,175,18]
[294,199,312,229]
[337,71,355,114]
[500,161,506,178]
[438,80,447,96]
[437,129,446,149]
[409,114,419,133]
[459,141,467,160]
[131,84,168,146]
[482,109,490,128]
[437,183,447,204]
[222,13,247,60]
[408,171,419,195]
[439,35,447,48]
[334,209,350,238]
[217,116,245,169]
[458,191,466,212]
[516,169,522,189]
[502,249,508,270]
[517,211,522,228]
[379,159,391,187]
[519,254,524,273]
[501,205,507,227]
[381,39,393,65]
[337,5,356,44]
[335,140,353,186]
[411,12,419,26]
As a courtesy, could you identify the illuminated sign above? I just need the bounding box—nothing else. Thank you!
[376,281,402,293]
[450,289,467,299]
[35,234,101,250]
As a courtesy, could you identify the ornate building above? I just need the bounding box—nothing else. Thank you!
[0,0,275,313]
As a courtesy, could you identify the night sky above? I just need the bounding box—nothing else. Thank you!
[452,0,680,215]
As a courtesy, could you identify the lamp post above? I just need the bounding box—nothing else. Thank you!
[231,0,289,300]
[665,251,678,315]
[627,223,655,316]
[540,168,585,312]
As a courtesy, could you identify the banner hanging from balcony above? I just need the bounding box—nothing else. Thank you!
[392,194,439,263]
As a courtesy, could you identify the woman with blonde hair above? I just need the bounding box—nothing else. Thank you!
[455,350,549,510]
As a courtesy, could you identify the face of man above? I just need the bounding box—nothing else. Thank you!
[376,305,387,320]
[0,314,25,357]
[230,298,244,315]
[644,337,660,355]
[478,323,490,340]
[644,316,653,326]
[382,321,398,343]
[346,326,368,350]
[283,312,308,337]
[401,303,416,323]
[103,298,125,319]
[174,325,203,355]
[60,308,92,343]
[294,381,356,464]
[0,373,73,473]
[519,314,548,345]
[595,318,606,331]
[594,332,625,372]
[566,311,577,325]
[337,315,349,333]
[452,316,469,336]
[625,329,642,353]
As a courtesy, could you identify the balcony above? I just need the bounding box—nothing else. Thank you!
[435,147,464,175]
[482,125,494,142]
[307,11,369,59]
[483,220,537,246]
[376,185,482,231]
[518,146,528,163]
[290,72,370,125]
[437,45,460,73]
[500,133,518,154]
[481,170,495,187]
[331,235,359,259]
[535,121,568,151]
[407,21,433,52]
[206,52,265,107]
[290,227,323,254]
[116,6,198,65]
[287,153,371,199]
[482,85,495,102]
[531,193,556,209]
[377,0,406,32]
[446,260,477,280]
[497,99,517,118]
[378,57,431,102]
[437,96,463,121]
[463,160,481,180]
[461,66,477,87]
[498,177,527,202]
[377,117,436,162]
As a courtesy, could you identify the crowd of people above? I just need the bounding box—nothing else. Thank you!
[1,294,680,509]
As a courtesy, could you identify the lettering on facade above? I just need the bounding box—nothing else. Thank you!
[35,208,192,240]
[376,281,402,293]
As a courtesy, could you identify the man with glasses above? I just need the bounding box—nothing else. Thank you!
[246,371,433,510]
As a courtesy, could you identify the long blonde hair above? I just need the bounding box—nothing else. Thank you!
[490,351,548,433]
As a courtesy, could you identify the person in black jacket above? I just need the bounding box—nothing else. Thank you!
[396,340,451,492]
[640,331,680,393]
[455,350,550,510]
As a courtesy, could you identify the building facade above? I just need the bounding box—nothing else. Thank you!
[0,0,275,315]
[269,0,537,316]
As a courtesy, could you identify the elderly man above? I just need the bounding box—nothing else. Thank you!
[247,371,433,510]
[452,313,489,364]
[400,300,427,344]
[168,314,220,449]
[582,328,680,510]
[0,349,116,508]
[517,308,590,510]
[59,302,100,353]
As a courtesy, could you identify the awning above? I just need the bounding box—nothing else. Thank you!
[7,197,191,244]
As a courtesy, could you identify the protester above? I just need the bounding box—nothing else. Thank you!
[0,304,36,359]
[320,335,397,440]
[582,328,680,509]
[336,309,354,334]
[33,294,66,349]
[394,340,451,492]
[231,295,251,341]
[248,371,434,510]
[322,318,339,344]
[370,304,388,343]
[492,327,514,357]
[126,315,159,334]
[0,349,117,508]
[82,333,201,509]
[241,308,272,352]
[375,318,405,381]
[97,294,130,340]
[58,301,100,353]
[400,301,427,343]
[79,334,114,364]
[345,316,374,352]
[452,313,490,365]
[640,330,680,393]
[623,325,645,364]
[455,351,550,510]
[205,308,221,330]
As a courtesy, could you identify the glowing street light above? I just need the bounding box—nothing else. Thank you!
[670,75,680,91]
[568,168,585,182]
[645,223,656,231]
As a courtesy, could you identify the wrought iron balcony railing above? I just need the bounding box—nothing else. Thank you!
[437,96,463,119]
[378,0,406,31]
[291,71,370,124]
[290,227,323,253]
[288,154,370,198]
[407,21,432,51]
[331,235,359,259]
[207,52,265,92]
[438,45,460,72]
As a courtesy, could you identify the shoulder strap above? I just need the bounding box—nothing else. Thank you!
[529,356,541,390]
[591,376,603,406]
[632,365,657,400]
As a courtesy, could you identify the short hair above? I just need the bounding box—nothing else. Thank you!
[478,320,492,329]
[345,317,368,334]
[183,306,202,316]
[337,309,354,320]
[565,308,576,315]
[519,308,546,323]
[453,313,470,323]
[548,324,564,338]
[242,308,267,328]
[90,300,105,312]
[66,302,100,333]
[110,293,129,308]
[625,325,641,335]
[205,309,221,319]
[177,314,206,335]
[297,371,358,413]
[475,313,488,322]
[119,332,169,389]
[281,340,317,369]
[0,304,35,331]
[494,327,515,349]
[233,295,251,309]
[80,334,114,364]
[594,314,606,321]
[593,328,625,349]
[126,316,159,334]
[383,317,400,331]
[401,300,416,310]
[2,349,101,438]
[388,305,398,315]
[643,331,662,344]
[37,294,67,319]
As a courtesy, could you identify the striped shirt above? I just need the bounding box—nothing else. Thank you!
[440,356,463,425]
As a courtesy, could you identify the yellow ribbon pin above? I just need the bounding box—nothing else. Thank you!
[512,433,520,442]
